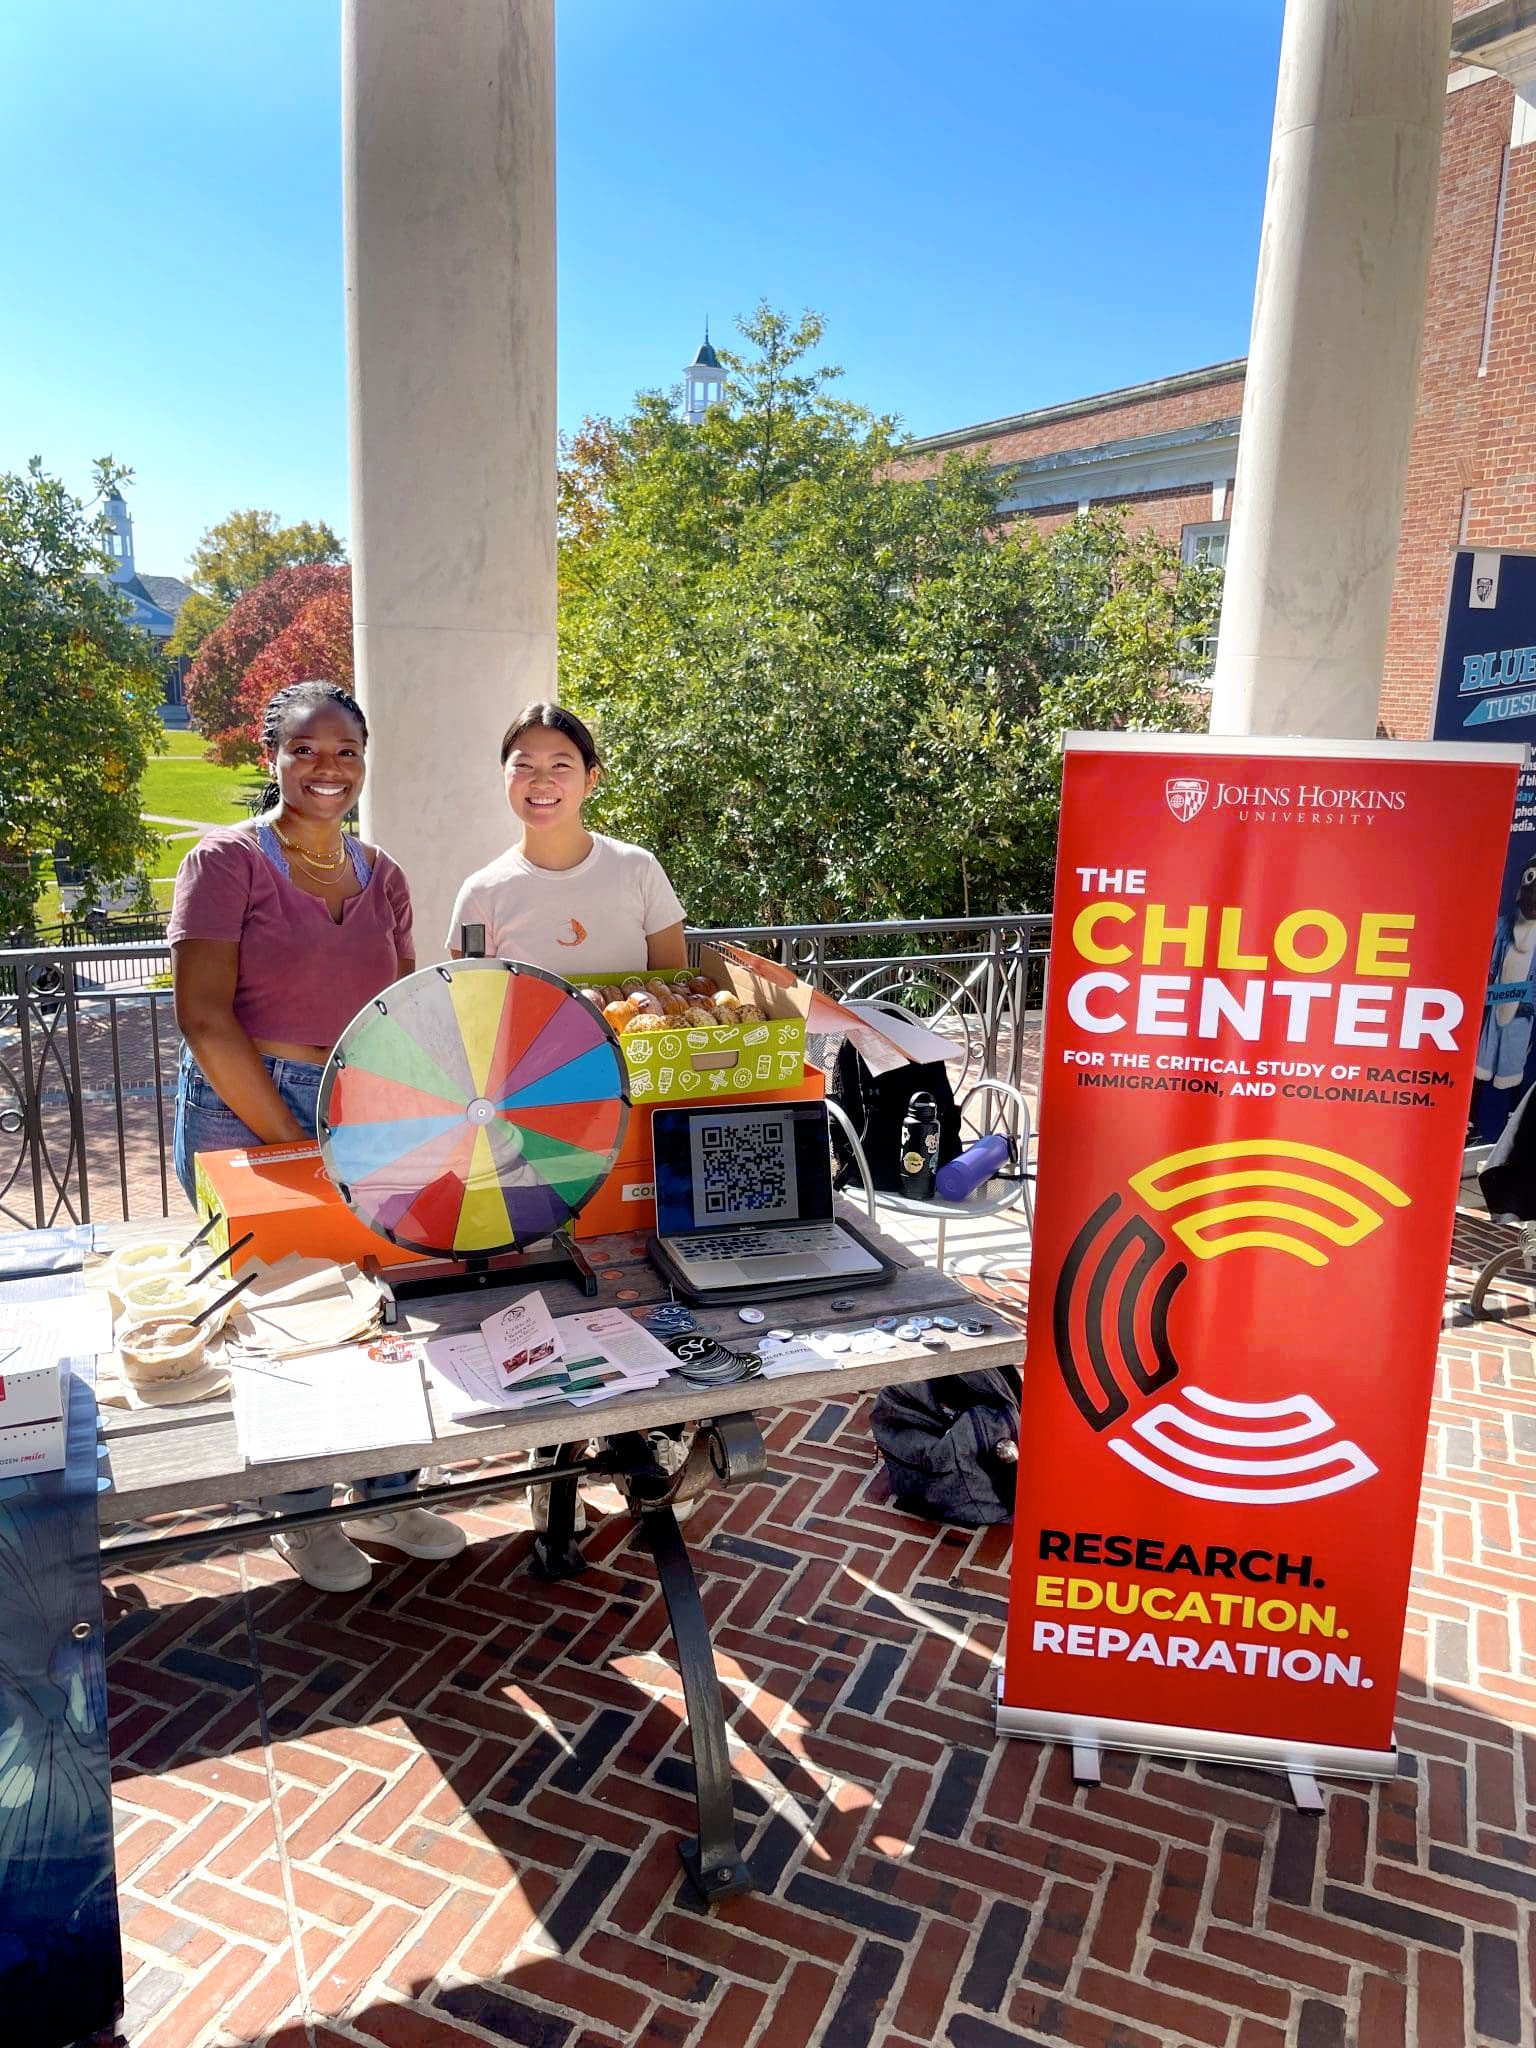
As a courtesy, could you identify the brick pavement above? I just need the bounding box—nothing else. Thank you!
[87,1212,1534,2048]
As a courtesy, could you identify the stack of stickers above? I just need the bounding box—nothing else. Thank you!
[755,1312,991,1379]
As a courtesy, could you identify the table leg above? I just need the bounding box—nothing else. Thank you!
[530,1442,588,1581]
[608,1419,765,1907]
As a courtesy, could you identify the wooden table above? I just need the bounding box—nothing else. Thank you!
[96,1212,1026,1906]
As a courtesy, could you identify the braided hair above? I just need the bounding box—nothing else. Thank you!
[256,681,368,816]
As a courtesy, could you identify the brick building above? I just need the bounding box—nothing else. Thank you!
[901,1,1536,741]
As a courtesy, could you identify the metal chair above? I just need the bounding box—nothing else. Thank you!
[825,1000,1035,1272]
[1468,1219,1536,1318]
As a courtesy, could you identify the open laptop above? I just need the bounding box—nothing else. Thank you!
[648,1100,887,1298]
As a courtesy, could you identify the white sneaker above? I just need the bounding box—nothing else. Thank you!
[650,1430,698,1522]
[273,1522,372,1593]
[343,1504,468,1559]
[528,1446,590,1534]
[530,1482,587,1534]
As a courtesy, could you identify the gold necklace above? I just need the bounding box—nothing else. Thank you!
[271,822,348,874]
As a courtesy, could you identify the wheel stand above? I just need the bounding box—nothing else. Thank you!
[367,1232,600,1305]
[530,1416,766,1906]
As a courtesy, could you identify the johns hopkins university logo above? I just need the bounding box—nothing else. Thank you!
[1165,776,1209,823]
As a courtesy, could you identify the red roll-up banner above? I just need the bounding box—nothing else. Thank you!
[1000,736,1522,1774]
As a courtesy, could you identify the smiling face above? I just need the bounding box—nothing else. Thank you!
[503,724,600,837]
[271,704,367,822]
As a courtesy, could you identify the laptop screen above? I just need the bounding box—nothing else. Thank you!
[652,1102,835,1236]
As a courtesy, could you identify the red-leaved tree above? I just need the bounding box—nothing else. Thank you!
[185,564,352,763]
[236,579,355,750]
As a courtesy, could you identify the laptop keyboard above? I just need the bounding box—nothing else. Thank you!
[674,1226,844,1261]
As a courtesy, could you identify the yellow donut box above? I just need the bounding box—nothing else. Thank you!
[566,942,809,1108]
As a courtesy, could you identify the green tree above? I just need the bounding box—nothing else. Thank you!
[558,304,1219,926]
[167,507,345,657]
[0,458,165,933]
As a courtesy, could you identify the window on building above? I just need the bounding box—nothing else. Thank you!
[1181,521,1229,569]
[1180,521,1229,671]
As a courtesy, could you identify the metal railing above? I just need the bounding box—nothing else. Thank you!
[0,914,1050,1230]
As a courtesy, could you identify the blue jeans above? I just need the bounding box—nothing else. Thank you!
[173,1044,324,1208]
[173,1044,418,1515]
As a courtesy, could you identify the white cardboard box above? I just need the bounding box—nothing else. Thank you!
[0,1350,65,1429]
[0,1409,67,1477]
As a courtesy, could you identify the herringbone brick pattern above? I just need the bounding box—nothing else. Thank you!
[93,1214,1534,2048]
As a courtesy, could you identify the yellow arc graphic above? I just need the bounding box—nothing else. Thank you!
[1128,1140,1411,1266]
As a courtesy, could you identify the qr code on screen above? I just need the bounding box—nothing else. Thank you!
[698,1118,794,1219]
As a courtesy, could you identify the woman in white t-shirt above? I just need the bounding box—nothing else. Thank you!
[447,702,690,1531]
[446,702,687,970]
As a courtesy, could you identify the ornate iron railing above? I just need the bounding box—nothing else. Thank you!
[0,914,1051,1228]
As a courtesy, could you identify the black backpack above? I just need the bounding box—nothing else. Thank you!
[828,1039,963,1194]
[871,1367,1022,1526]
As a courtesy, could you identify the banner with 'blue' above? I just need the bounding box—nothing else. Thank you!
[1434,547,1536,1142]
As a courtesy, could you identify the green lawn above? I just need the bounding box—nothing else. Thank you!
[32,731,264,929]
[139,731,266,825]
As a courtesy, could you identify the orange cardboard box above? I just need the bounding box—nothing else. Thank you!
[572,1068,825,1240]
[195,1142,428,1273]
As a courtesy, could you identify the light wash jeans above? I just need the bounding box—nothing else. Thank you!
[173,1044,418,1514]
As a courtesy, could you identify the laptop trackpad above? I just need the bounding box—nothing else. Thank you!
[742,1253,834,1280]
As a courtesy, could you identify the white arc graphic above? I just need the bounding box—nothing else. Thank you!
[1108,1385,1377,1505]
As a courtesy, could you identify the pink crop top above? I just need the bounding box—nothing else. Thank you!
[168,827,414,1048]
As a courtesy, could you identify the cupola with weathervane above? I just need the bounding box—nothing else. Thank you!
[683,324,726,426]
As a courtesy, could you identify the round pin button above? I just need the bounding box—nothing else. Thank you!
[769,1328,794,1342]
[824,1333,852,1355]
[737,1307,765,1324]
[934,1316,960,1332]
[831,1297,857,1312]
[910,1316,935,1331]
[920,1330,948,1350]
[894,1322,922,1342]
[958,1319,990,1337]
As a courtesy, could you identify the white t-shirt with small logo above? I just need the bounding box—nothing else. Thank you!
[446,833,686,971]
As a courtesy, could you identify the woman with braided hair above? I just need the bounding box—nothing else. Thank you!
[169,679,465,1588]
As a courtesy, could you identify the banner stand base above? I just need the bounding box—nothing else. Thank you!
[998,1696,1398,1793]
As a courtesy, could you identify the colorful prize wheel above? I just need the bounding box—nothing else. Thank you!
[317,961,630,1258]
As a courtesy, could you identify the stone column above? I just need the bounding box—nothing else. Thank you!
[1209,0,1450,739]
[343,0,556,955]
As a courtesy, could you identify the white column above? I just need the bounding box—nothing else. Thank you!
[343,0,556,955]
[1209,0,1450,739]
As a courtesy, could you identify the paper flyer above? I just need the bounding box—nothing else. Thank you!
[480,1291,564,1387]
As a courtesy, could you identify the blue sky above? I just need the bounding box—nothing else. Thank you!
[0,1,1283,576]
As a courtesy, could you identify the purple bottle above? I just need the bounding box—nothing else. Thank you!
[935,1133,1011,1202]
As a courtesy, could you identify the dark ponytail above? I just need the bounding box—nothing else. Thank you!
[258,680,368,815]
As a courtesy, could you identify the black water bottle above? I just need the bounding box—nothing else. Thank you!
[899,1091,940,1200]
